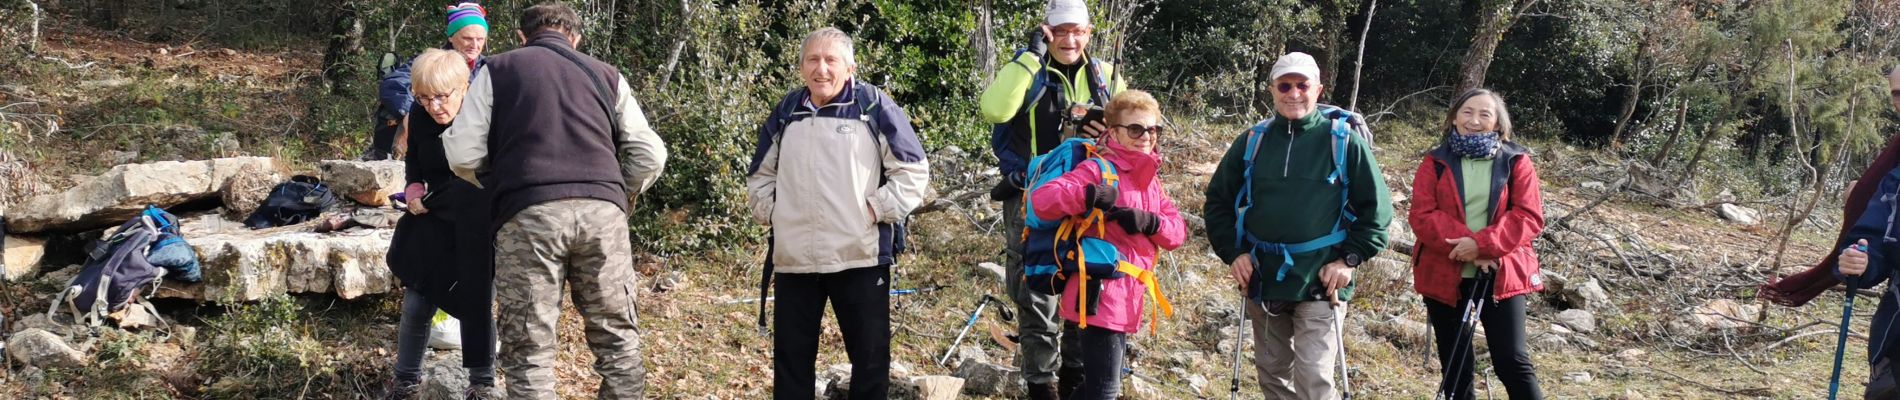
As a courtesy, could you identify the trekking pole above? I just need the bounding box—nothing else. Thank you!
[1231,295,1246,400]
[940,295,1007,366]
[1829,248,1864,400]
[1438,271,1496,400]
[1335,301,1351,400]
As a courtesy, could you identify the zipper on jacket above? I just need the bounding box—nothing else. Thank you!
[1282,121,1295,177]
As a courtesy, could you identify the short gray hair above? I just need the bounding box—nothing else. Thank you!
[799,27,856,66]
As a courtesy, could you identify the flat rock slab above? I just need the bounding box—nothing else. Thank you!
[10,157,275,233]
[158,223,396,302]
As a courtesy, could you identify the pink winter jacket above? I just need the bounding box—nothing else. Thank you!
[1030,141,1187,334]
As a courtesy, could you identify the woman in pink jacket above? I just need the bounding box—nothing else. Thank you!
[1030,89,1188,399]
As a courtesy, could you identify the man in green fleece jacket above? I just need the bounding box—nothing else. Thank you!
[1203,52,1393,399]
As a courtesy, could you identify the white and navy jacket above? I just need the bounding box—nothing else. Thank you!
[746,80,930,273]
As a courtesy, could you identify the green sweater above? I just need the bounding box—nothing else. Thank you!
[1461,158,1494,278]
[1203,111,1394,302]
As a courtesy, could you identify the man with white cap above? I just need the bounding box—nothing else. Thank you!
[977,0,1127,397]
[1202,52,1392,399]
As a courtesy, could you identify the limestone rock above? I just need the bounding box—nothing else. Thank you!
[7,328,85,368]
[1555,309,1596,333]
[219,163,281,219]
[1565,371,1593,384]
[953,361,1024,395]
[1719,203,1760,225]
[114,304,160,330]
[422,353,471,400]
[975,262,1006,282]
[907,376,964,400]
[4,235,46,281]
[319,160,405,207]
[1690,299,1762,330]
[10,157,274,233]
[157,225,396,301]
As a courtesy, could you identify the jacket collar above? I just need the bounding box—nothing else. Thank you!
[527,31,576,50]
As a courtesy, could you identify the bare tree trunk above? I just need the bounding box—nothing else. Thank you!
[1772,39,1819,268]
[1678,122,1714,183]
[1315,0,1347,99]
[1607,79,1644,149]
[1649,98,1691,168]
[25,0,41,54]
[973,0,997,84]
[321,1,365,96]
[656,0,692,92]
[1348,0,1378,112]
[1454,0,1514,96]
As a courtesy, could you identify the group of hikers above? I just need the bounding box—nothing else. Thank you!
[362,1,1900,400]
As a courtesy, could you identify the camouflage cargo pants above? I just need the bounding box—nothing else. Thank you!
[494,199,644,399]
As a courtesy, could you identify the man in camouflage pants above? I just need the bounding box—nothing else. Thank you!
[442,4,668,399]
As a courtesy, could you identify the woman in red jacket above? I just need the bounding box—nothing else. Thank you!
[1408,88,1546,400]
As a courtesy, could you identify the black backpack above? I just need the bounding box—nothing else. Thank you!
[245,175,341,229]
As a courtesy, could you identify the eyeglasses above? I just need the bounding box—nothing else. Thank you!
[1891,89,1900,100]
[417,89,460,106]
[1277,82,1312,94]
[1114,123,1165,138]
[1050,27,1092,38]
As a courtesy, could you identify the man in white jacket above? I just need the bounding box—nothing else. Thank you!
[744,27,930,400]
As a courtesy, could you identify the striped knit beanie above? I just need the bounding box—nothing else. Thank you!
[445,3,489,38]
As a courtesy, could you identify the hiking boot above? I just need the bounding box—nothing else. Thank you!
[1026,380,1060,400]
[1057,366,1084,399]
[463,383,498,400]
[380,378,421,400]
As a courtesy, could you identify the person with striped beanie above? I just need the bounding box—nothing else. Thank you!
[362,2,491,161]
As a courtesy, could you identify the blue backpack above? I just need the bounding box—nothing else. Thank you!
[1233,105,1372,301]
[50,205,180,327]
[1020,138,1173,329]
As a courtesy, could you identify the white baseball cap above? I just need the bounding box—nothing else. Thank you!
[1269,52,1322,82]
[1046,0,1089,26]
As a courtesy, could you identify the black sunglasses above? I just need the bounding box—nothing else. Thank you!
[1114,123,1166,138]
[1277,82,1312,94]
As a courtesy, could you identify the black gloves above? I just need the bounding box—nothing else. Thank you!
[1026,27,1047,58]
[1108,208,1161,236]
[990,172,1027,202]
[1084,184,1118,210]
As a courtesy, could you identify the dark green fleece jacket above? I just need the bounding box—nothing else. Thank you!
[1203,111,1394,302]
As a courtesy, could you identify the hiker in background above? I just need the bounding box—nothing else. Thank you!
[362,2,490,161]
[379,48,498,400]
[1027,89,1184,399]
[1202,52,1392,400]
[1762,68,1900,308]
[442,3,667,398]
[1831,67,1900,399]
[745,27,929,400]
[1407,89,1546,400]
[977,0,1127,396]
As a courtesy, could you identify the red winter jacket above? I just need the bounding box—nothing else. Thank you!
[1408,142,1547,306]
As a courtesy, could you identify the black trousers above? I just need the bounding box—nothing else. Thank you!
[1425,278,1543,400]
[773,265,891,400]
[1075,326,1127,399]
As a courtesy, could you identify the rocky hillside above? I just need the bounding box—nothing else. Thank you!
[0,18,1876,400]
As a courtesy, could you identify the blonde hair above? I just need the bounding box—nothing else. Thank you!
[410,48,471,96]
[1444,88,1513,141]
[1105,89,1160,125]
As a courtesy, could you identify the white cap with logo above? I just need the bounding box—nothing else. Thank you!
[1269,52,1322,82]
[1046,0,1089,26]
